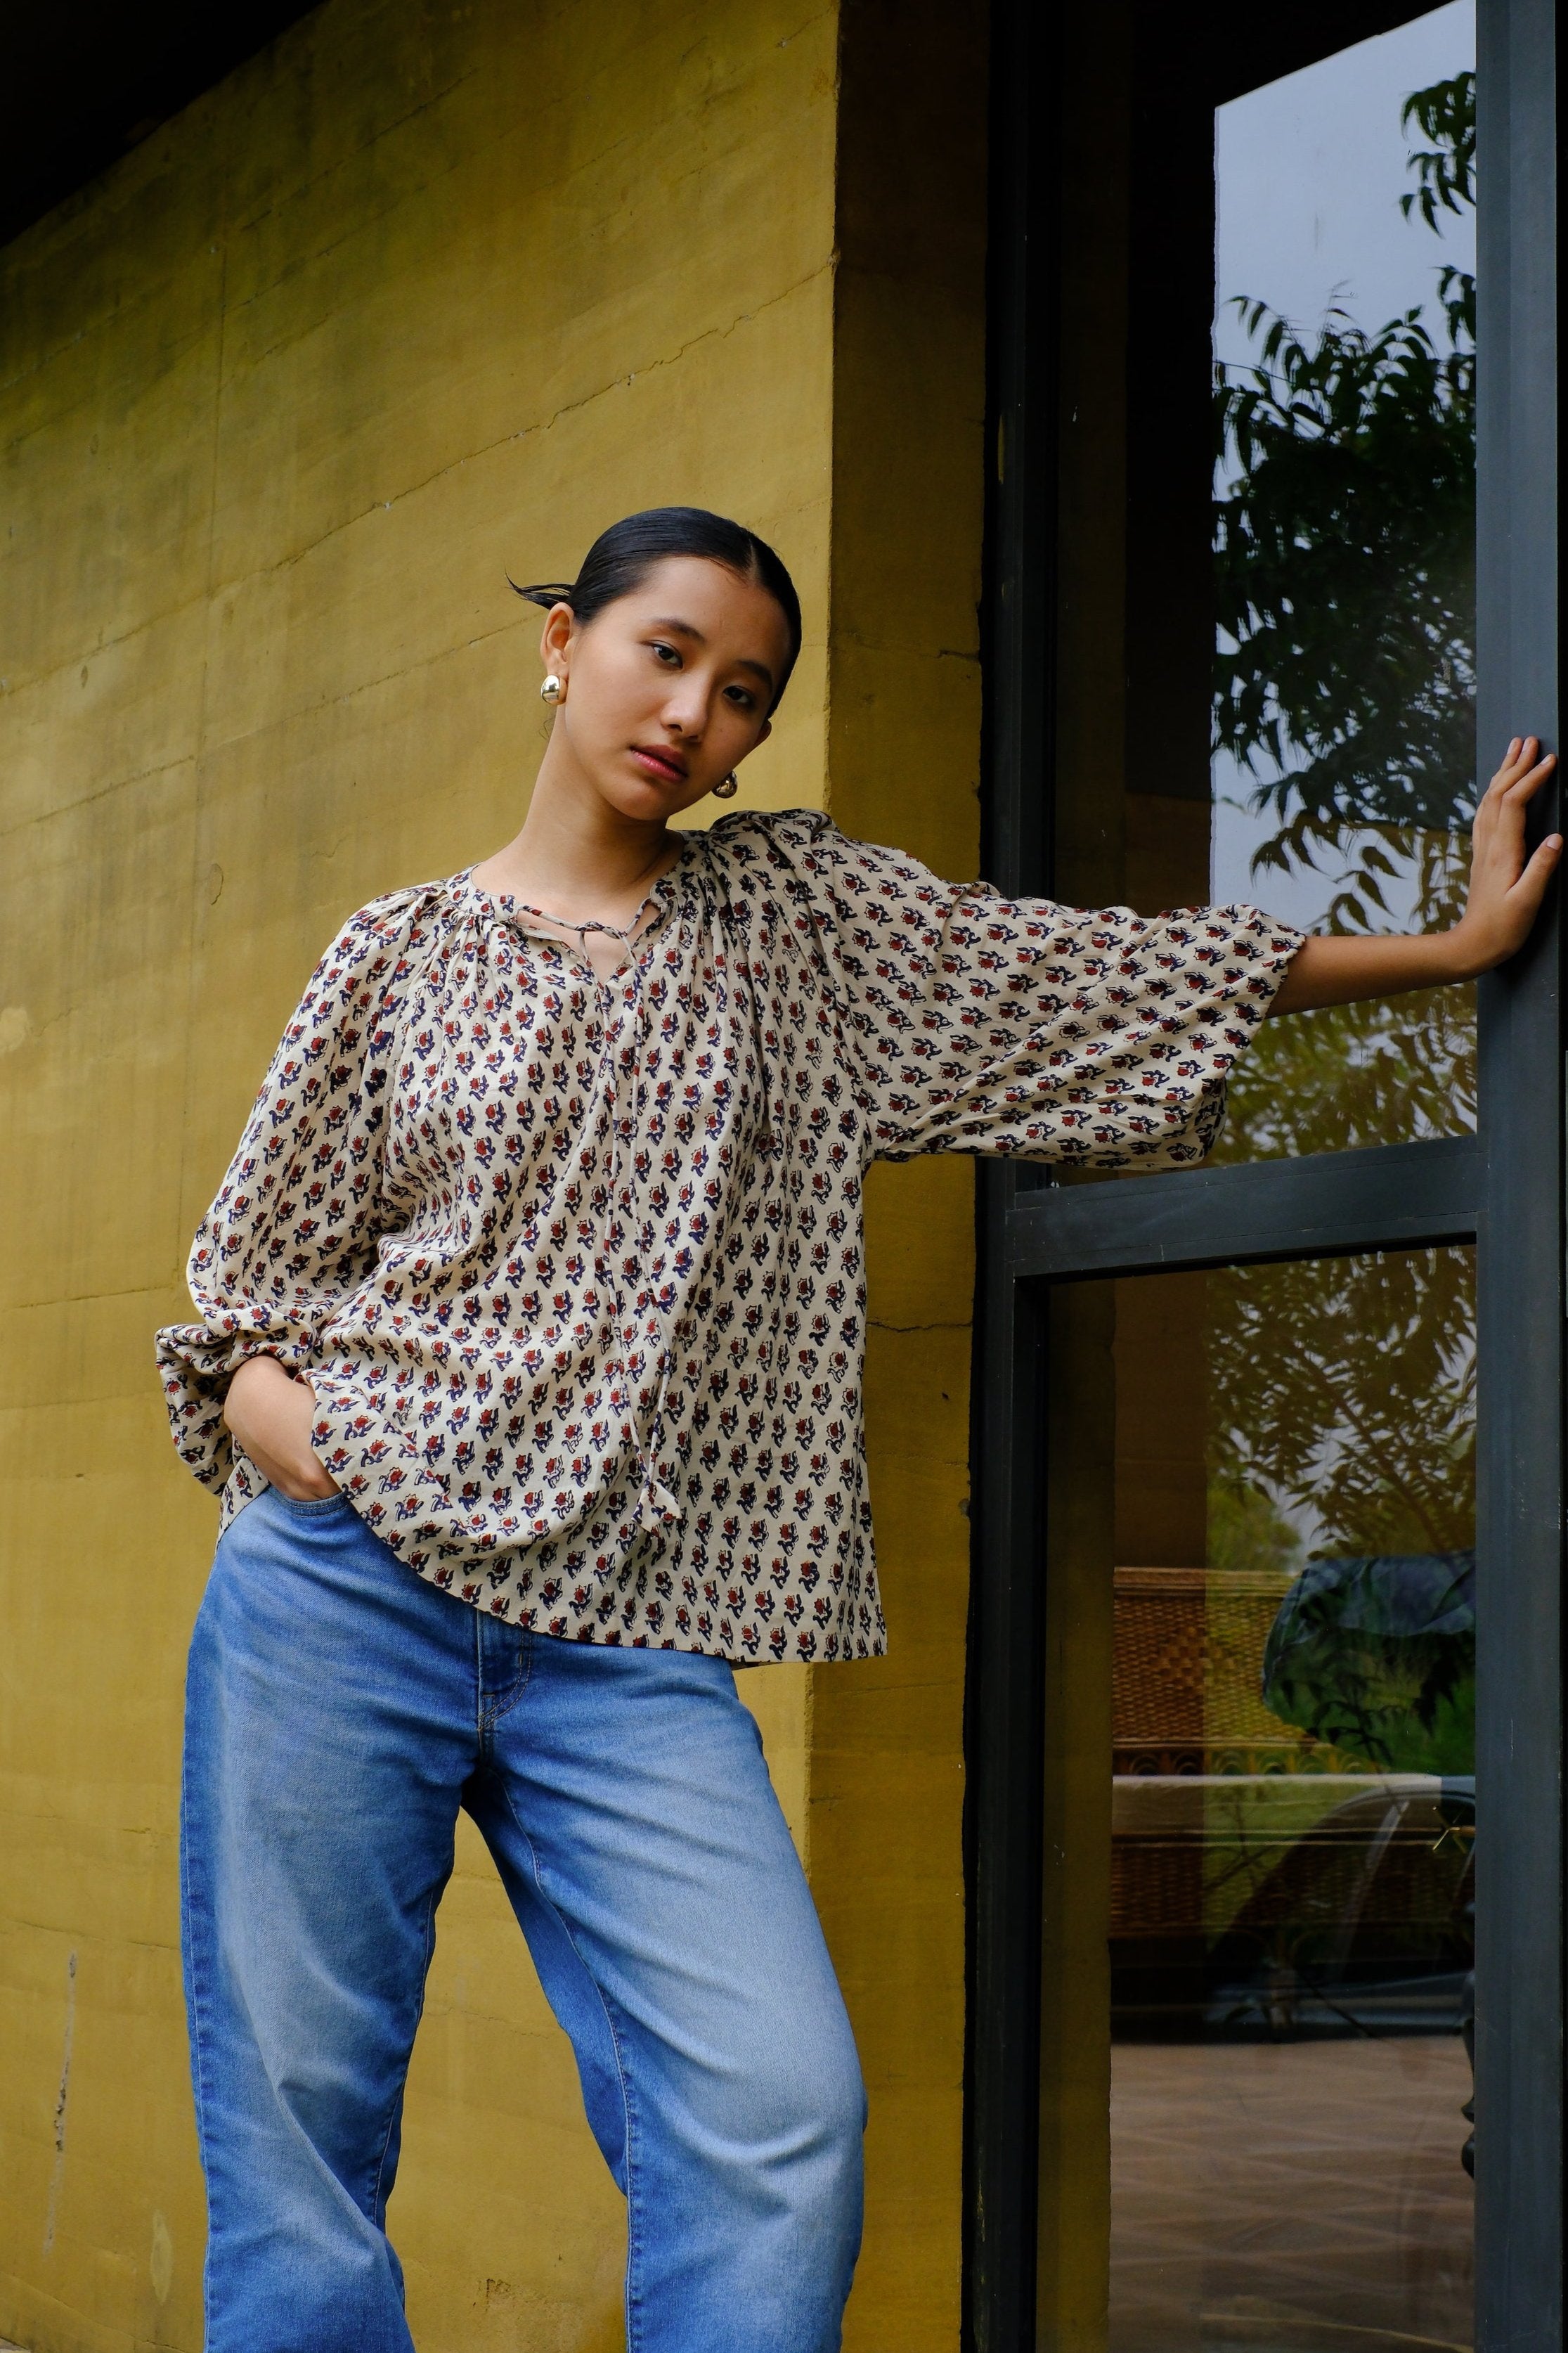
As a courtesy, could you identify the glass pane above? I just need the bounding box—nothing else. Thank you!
[1051,4,1477,1166]
[1037,1248,1477,2349]
[1211,6,1477,1161]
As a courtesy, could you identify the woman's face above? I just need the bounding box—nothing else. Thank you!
[540,555,791,821]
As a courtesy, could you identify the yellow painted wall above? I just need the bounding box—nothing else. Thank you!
[817,4,988,2342]
[0,0,987,2345]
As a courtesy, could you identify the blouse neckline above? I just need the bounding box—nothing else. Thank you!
[450,832,705,980]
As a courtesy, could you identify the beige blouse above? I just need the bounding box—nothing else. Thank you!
[156,811,1303,1661]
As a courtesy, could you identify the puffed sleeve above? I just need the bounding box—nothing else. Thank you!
[154,882,444,1493]
[773,815,1305,1167]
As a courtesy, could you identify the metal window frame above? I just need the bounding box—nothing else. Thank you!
[964,3,1564,2347]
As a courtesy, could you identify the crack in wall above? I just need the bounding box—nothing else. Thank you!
[41,1950,76,2257]
[868,1317,971,1333]
[0,755,197,848]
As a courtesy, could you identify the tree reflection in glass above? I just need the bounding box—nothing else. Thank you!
[1212,71,1478,1161]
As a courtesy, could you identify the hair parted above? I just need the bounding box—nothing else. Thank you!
[510,506,802,714]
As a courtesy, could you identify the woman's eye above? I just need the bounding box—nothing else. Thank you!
[725,685,756,711]
[650,641,680,666]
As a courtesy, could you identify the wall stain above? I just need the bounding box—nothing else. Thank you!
[150,2210,174,2304]
[41,1949,76,2257]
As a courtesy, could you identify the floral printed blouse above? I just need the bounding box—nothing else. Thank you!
[156,811,1304,1661]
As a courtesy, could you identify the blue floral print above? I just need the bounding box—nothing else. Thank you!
[156,811,1302,1660]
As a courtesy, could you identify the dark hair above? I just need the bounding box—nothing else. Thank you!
[511,505,802,715]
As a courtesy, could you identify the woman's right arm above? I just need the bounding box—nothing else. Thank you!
[223,1358,337,1500]
[155,884,437,1495]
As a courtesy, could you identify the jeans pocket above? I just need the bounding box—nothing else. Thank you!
[268,1486,349,1518]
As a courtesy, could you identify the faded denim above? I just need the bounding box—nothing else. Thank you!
[181,1487,864,2352]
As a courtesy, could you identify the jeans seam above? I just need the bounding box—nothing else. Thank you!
[493,1774,644,2350]
[486,1625,533,1731]
[179,1690,217,2353]
[368,1883,440,2226]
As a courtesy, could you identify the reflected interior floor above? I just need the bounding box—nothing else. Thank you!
[1110,2037,1473,2353]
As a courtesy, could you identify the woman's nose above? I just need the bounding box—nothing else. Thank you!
[662,695,705,742]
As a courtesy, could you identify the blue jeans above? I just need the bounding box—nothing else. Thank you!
[181,1488,865,2352]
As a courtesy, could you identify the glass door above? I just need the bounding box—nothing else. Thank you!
[969,4,1562,2349]
[1084,1251,1477,2348]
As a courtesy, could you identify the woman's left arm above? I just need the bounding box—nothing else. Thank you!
[1269,737,1561,1017]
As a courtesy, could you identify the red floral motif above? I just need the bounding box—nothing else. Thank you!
[155,812,1302,1661]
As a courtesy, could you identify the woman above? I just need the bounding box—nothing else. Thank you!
[157,506,1557,2352]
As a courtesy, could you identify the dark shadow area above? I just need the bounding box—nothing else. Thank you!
[1,0,319,247]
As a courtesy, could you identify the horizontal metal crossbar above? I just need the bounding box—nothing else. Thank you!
[1003,1132,1482,1282]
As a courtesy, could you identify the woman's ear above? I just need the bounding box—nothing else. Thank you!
[538,601,575,682]
[755,718,772,749]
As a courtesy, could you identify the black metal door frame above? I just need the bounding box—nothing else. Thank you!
[964,2,1564,2345]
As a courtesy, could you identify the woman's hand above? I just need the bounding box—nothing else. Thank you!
[1449,735,1563,970]
[223,1355,339,1501]
[1269,737,1561,1017]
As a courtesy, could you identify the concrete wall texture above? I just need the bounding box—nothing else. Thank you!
[0,1,986,2345]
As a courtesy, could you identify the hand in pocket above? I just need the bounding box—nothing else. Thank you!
[223,1357,339,1501]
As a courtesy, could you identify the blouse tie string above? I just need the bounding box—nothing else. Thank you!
[495,892,682,1538]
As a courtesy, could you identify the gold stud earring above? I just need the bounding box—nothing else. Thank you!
[540,674,564,704]
[713,771,739,799]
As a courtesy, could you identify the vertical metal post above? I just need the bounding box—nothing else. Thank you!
[976,4,1054,907]
[966,0,1056,2345]
[966,1258,1047,2352]
[1475,0,1564,2342]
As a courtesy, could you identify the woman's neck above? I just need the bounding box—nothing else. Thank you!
[472,759,682,930]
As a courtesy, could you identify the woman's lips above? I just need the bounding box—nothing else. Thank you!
[630,746,687,783]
